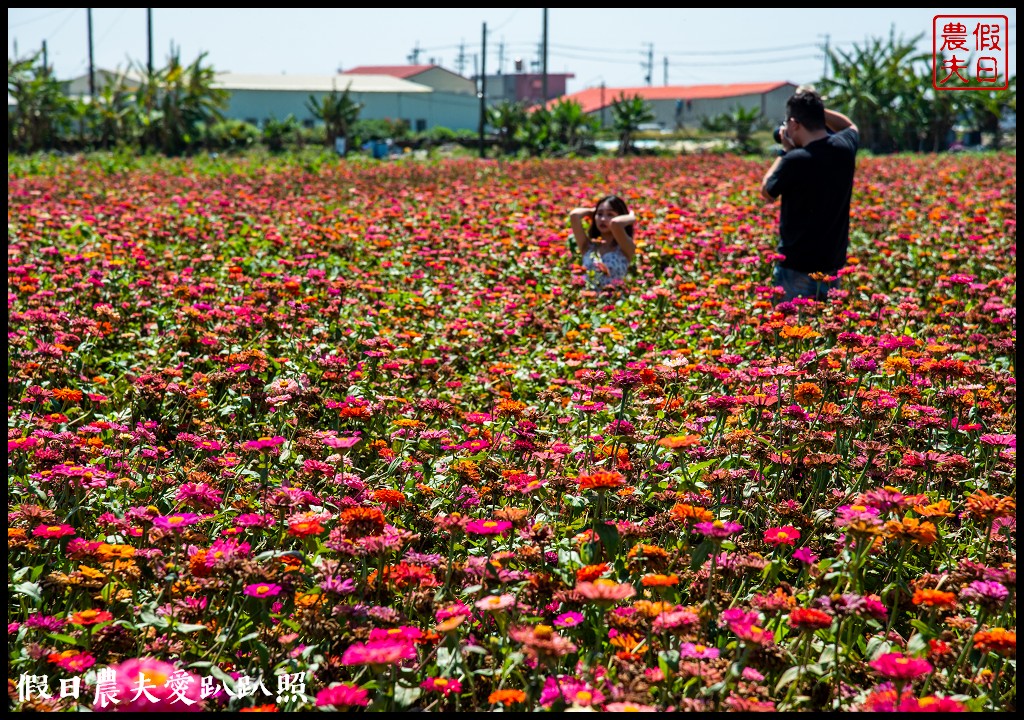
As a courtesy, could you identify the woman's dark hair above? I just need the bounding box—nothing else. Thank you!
[587,194,634,239]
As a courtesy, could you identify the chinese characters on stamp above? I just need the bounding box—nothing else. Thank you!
[933,15,1010,90]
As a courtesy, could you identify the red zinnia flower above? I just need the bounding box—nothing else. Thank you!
[788,607,833,631]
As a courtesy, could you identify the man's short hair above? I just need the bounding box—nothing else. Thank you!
[787,90,826,131]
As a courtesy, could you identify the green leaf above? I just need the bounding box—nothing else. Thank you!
[46,632,84,647]
[12,581,42,603]
[393,683,422,708]
[139,610,169,629]
[170,622,208,633]
[593,521,621,560]
[774,664,803,692]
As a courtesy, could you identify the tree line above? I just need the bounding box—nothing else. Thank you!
[8,32,1015,158]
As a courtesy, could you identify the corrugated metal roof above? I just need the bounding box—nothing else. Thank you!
[556,82,795,113]
[212,72,431,93]
[343,65,436,78]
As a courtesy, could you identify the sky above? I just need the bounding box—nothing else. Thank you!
[8,8,1017,94]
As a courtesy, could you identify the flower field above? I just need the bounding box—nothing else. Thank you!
[7,151,1016,712]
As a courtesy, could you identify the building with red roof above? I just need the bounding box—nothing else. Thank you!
[552,81,799,130]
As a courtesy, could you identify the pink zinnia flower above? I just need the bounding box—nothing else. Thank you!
[244,582,283,599]
[792,547,819,564]
[539,676,605,707]
[721,607,773,646]
[679,642,720,659]
[575,578,636,603]
[341,638,417,667]
[315,682,370,708]
[152,513,201,531]
[604,701,657,712]
[192,438,222,451]
[652,607,700,632]
[420,676,462,695]
[368,625,424,643]
[50,650,96,673]
[97,657,203,712]
[694,519,743,539]
[242,435,286,451]
[475,593,517,612]
[464,519,513,536]
[322,434,361,449]
[32,523,76,539]
[870,652,933,680]
[554,611,585,628]
[763,525,800,546]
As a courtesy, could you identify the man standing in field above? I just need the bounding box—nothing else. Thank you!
[761,88,859,303]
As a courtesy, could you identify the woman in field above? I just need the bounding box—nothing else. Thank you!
[569,195,636,292]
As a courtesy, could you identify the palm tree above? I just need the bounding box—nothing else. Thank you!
[820,32,927,153]
[307,83,363,155]
[486,100,527,156]
[136,48,228,155]
[8,52,73,152]
[87,70,142,150]
[610,93,655,156]
[958,80,1016,150]
[521,105,556,157]
[699,106,766,153]
[550,98,599,154]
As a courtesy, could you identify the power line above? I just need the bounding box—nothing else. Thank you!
[7,7,77,28]
[672,53,821,67]
[664,42,819,57]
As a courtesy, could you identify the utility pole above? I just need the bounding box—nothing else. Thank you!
[147,8,154,76]
[642,43,653,86]
[87,8,96,96]
[541,8,549,102]
[600,82,606,128]
[406,43,421,64]
[42,40,48,72]
[821,33,830,79]
[478,23,487,159]
[456,40,466,75]
[663,56,668,86]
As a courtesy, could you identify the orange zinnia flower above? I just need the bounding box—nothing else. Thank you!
[288,519,325,537]
[641,573,679,587]
[494,399,527,418]
[885,518,938,546]
[912,588,957,609]
[52,388,84,403]
[488,689,526,706]
[576,562,610,583]
[577,470,626,491]
[69,609,113,626]
[372,489,406,506]
[670,503,714,524]
[913,499,955,518]
[793,382,824,405]
[658,434,702,449]
[965,490,1015,522]
[973,628,1015,656]
[339,507,386,538]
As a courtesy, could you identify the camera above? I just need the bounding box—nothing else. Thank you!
[773,123,785,144]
